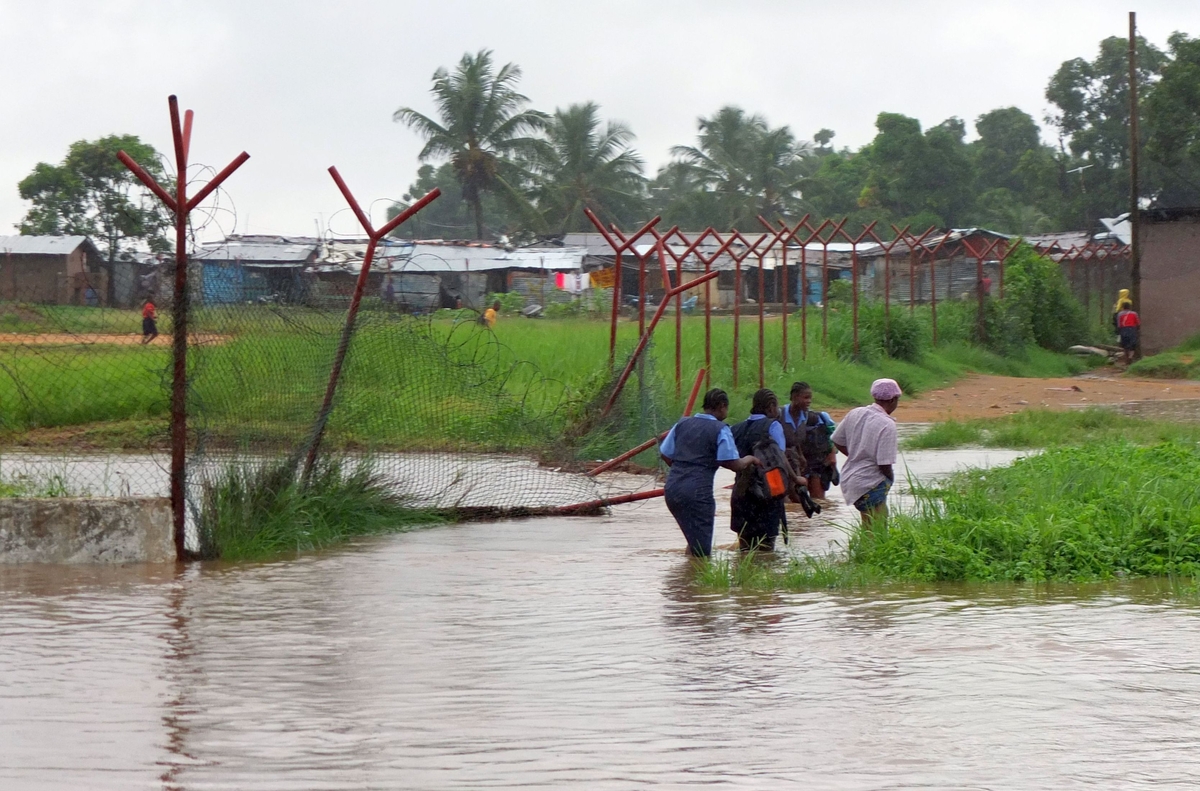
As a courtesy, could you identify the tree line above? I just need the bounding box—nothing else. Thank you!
[394,35,1200,241]
[15,31,1200,259]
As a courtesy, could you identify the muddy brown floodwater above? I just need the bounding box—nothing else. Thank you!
[4,446,1200,789]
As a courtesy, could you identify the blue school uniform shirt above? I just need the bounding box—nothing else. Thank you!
[743,413,786,451]
[781,404,835,432]
[660,413,739,462]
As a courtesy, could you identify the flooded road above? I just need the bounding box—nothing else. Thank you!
[4,446,1200,788]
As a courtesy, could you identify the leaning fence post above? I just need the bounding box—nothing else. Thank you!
[299,171,439,481]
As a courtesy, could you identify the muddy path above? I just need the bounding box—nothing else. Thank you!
[826,372,1200,423]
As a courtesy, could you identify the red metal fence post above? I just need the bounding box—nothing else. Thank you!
[117,95,250,561]
[583,210,660,366]
[302,170,440,480]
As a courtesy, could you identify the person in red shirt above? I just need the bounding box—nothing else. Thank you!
[1116,306,1140,364]
[141,300,159,345]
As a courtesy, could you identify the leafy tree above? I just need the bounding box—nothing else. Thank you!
[1145,32,1200,206]
[18,135,171,303]
[1045,35,1168,223]
[530,102,646,233]
[857,113,974,227]
[394,50,548,240]
[973,107,1043,194]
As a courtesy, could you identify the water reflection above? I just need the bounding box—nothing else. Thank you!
[3,448,1200,788]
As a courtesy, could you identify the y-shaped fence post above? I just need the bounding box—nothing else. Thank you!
[299,172,439,481]
[117,95,249,561]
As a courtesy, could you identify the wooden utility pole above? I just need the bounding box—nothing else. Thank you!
[1128,11,1141,340]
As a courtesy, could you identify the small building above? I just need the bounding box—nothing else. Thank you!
[312,239,587,310]
[193,235,320,304]
[1140,207,1200,353]
[0,235,104,305]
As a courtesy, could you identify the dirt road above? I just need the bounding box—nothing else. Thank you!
[827,372,1200,423]
[0,333,227,346]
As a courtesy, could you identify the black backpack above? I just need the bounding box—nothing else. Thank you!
[799,412,833,463]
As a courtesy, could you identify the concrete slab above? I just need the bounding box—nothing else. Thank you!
[0,498,173,563]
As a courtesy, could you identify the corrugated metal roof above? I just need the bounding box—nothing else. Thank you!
[313,241,586,274]
[194,234,319,264]
[0,235,93,255]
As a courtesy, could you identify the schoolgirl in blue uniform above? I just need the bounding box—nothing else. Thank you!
[659,389,761,557]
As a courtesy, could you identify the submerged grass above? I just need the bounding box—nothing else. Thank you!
[696,440,1200,590]
[905,408,1200,450]
[196,457,449,561]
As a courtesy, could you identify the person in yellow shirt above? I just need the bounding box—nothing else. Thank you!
[482,299,501,329]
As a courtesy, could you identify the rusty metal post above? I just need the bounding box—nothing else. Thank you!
[838,222,876,358]
[582,210,659,365]
[757,251,765,386]
[600,270,719,418]
[610,249,621,364]
[117,95,250,561]
[301,170,440,481]
[800,233,808,361]
[637,248,647,337]
[676,242,682,396]
[780,232,789,368]
[169,100,189,562]
[704,249,712,388]
[587,366,706,477]
[733,247,741,388]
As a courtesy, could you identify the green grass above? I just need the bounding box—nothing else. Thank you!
[853,440,1200,582]
[0,304,1088,454]
[195,457,450,561]
[698,439,1200,588]
[905,408,1200,450]
[1128,333,1200,380]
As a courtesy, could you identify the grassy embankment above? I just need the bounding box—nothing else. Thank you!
[699,439,1200,589]
[1128,333,1200,380]
[0,303,1086,455]
[905,408,1200,450]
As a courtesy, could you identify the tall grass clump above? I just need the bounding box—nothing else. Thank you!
[196,457,447,561]
[852,440,1200,582]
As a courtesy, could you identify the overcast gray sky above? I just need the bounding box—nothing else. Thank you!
[2,0,1198,240]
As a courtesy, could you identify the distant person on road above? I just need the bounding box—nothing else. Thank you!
[728,389,791,552]
[660,388,761,558]
[141,299,158,345]
[482,299,501,329]
[831,378,901,529]
[780,381,838,499]
[1116,304,1140,365]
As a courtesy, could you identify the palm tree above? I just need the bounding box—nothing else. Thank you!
[668,106,809,228]
[532,103,647,233]
[395,50,547,240]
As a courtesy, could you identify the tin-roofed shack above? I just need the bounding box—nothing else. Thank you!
[310,239,586,311]
[1139,207,1200,353]
[193,235,320,304]
[0,235,105,305]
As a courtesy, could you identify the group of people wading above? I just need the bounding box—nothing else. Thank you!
[659,378,902,558]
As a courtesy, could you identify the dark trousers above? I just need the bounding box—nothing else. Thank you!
[665,480,716,558]
[730,491,782,552]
